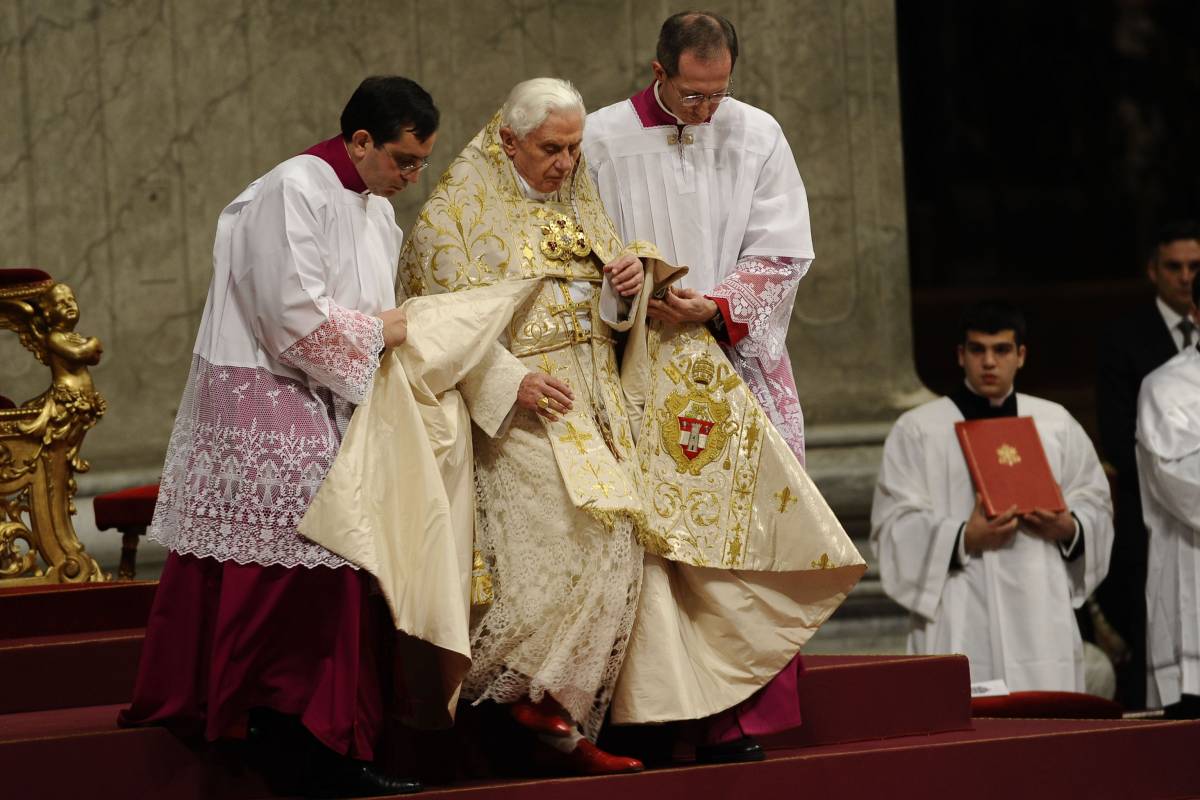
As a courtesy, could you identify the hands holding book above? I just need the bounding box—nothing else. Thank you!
[965,493,1075,556]
[1018,507,1076,544]
[964,493,1019,556]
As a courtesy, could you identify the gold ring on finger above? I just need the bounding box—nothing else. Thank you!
[537,396,550,409]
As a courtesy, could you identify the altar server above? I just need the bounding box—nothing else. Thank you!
[871,301,1113,691]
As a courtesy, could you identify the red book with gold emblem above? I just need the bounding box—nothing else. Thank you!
[954,416,1066,516]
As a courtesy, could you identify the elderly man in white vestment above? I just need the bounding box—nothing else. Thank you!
[1137,278,1200,719]
[397,78,655,775]
[119,77,436,797]
[872,301,1114,693]
[583,11,818,761]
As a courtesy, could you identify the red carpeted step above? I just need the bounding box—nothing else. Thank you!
[760,653,973,749]
[2,710,1197,800]
[0,704,274,800]
[0,628,144,714]
[0,581,157,639]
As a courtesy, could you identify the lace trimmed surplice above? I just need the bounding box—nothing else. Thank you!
[707,254,810,463]
[148,151,398,569]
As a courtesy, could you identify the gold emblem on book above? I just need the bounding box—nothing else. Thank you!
[996,443,1021,467]
[538,212,591,261]
[658,352,732,475]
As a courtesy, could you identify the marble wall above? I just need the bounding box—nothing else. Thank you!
[0,0,922,474]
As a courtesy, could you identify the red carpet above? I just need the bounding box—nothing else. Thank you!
[2,582,1198,800]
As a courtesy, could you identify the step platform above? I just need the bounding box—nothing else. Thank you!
[2,582,1199,799]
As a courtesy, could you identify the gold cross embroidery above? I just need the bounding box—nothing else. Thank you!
[775,486,798,513]
[559,421,593,455]
[584,461,614,498]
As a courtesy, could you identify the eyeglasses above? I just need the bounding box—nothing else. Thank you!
[669,77,734,108]
[394,156,430,175]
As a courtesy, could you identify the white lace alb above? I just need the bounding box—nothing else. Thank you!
[149,305,383,568]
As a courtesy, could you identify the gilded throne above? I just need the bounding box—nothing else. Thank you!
[0,269,106,584]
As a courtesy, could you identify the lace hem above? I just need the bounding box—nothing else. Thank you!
[279,302,384,405]
[148,356,353,570]
[707,255,809,365]
[463,412,643,740]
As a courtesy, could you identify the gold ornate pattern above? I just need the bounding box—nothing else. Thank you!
[538,210,591,261]
[811,553,834,569]
[396,112,656,535]
[559,421,594,455]
[636,324,767,567]
[471,548,494,606]
[0,281,106,584]
[656,352,734,476]
[775,486,798,513]
[997,443,1021,467]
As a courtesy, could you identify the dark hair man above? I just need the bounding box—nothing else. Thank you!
[872,301,1114,694]
[1096,219,1200,709]
[1136,274,1200,719]
[119,76,438,797]
[583,11,816,763]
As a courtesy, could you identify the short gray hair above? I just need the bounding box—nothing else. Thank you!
[500,78,586,139]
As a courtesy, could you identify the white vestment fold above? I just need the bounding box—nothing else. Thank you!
[1137,347,1200,708]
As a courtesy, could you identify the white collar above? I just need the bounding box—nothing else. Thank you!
[515,171,555,202]
[1156,295,1186,331]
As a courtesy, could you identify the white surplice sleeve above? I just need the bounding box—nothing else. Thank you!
[231,175,384,405]
[707,124,813,365]
[1137,373,1200,526]
[870,418,964,622]
[1057,416,1115,605]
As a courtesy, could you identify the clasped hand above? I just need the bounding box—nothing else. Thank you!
[647,286,719,324]
[964,493,1075,556]
[604,253,644,298]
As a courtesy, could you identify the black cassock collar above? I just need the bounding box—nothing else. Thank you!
[950,382,1018,421]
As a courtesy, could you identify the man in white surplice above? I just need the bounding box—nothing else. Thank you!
[583,11,816,761]
[871,301,1113,692]
[1137,277,1200,717]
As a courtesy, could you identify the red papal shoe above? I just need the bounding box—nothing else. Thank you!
[560,740,644,776]
[511,697,573,737]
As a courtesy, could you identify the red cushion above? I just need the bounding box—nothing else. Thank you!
[972,690,1122,720]
[0,268,52,287]
[93,484,160,531]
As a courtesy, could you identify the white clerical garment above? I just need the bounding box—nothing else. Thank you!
[871,394,1114,691]
[150,149,397,568]
[1137,346,1200,708]
[584,84,813,459]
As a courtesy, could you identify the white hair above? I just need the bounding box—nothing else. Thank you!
[500,78,586,139]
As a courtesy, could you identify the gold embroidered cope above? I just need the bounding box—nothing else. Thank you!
[397,112,659,528]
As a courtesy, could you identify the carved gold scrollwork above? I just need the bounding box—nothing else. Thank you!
[0,520,38,578]
[0,278,106,584]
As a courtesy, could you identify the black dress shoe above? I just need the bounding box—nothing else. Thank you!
[695,735,765,764]
[246,708,421,797]
[305,761,422,798]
